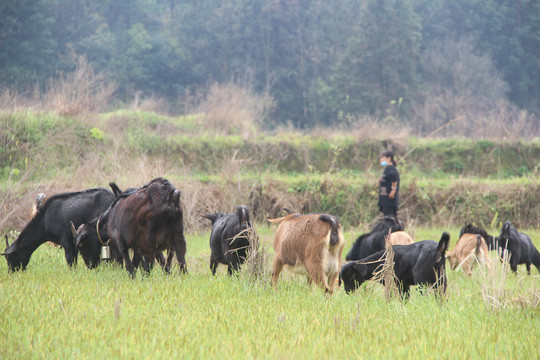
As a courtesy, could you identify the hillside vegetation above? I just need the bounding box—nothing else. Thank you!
[1,109,539,233]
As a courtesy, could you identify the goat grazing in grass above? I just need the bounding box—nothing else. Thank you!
[340,232,450,297]
[199,205,252,275]
[268,211,345,294]
[498,221,540,275]
[346,216,404,261]
[447,234,491,276]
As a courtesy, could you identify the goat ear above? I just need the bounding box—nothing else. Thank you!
[199,212,218,223]
[267,217,285,224]
[2,243,16,255]
[353,263,368,279]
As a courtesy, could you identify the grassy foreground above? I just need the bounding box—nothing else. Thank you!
[1,226,539,359]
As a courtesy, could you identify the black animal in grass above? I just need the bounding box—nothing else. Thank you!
[498,221,540,274]
[199,206,252,275]
[71,182,136,269]
[346,216,404,261]
[107,178,187,277]
[340,232,450,297]
[459,223,497,250]
[71,206,122,269]
[2,188,115,271]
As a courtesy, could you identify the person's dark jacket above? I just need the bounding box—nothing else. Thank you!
[378,164,399,209]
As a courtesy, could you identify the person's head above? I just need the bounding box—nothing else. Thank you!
[379,150,396,166]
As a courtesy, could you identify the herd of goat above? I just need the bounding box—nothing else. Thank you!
[2,177,540,297]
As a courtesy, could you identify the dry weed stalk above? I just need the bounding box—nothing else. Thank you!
[370,230,399,301]
[240,227,271,285]
[430,262,448,303]
[477,246,511,311]
[477,246,540,310]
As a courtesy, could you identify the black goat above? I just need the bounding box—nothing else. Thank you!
[346,216,403,261]
[200,206,252,275]
[498,221,540,274]
[108,178,187,277]
[340,232,450,297]
[71,182,136,269]
[2,188,115,271]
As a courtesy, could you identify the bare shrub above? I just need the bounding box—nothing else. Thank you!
[132,93,171,115]
[309,114,412,142]
[43,52,117,116]
[412,37,539,138]
[0,86,41,112]
[190,82,275,137]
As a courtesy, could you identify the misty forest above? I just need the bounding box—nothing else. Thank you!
[1,0,540,135]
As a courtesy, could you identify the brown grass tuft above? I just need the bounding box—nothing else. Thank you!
[189,82,275,137]
[242,228,271,285]
[371,230,400,301]
[476,247,511,311]
[44,53,116,116]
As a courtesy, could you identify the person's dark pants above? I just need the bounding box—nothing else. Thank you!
[380,206,397,217]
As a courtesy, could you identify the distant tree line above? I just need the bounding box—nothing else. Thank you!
[1,0,539,128]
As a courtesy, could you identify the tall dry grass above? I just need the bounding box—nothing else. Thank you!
[187,82,275,137]
[242,227,271,285]
[476,247,511,311]
[44,53,116,116]
[0,52,116,116]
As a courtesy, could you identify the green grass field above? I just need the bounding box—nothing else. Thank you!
[1,110,539,358]
[1,226,539,359]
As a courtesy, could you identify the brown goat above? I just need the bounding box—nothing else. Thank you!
[447,234,491,276]
[389,231,414,245]
[268,212,345,294]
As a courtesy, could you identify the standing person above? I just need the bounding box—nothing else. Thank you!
[377,150,400,217]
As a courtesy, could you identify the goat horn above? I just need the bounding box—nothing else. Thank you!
[281,207,294,215]
[4,235,9,249]
[70,221,77,238]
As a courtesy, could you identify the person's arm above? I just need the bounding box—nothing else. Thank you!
[389,181,397,199]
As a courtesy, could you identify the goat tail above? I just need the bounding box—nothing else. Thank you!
[109,182,123,197]
[532,246,540,272]
[475,235,482,255]
[236,205,251,225]
[436,232,451,262]
[319,214,340,246]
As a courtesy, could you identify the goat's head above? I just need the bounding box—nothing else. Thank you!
[339,261,368,293]
[2,235,24,272]
[445,249,458,270]
[498,222,512,246]
[71,221,101,269]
